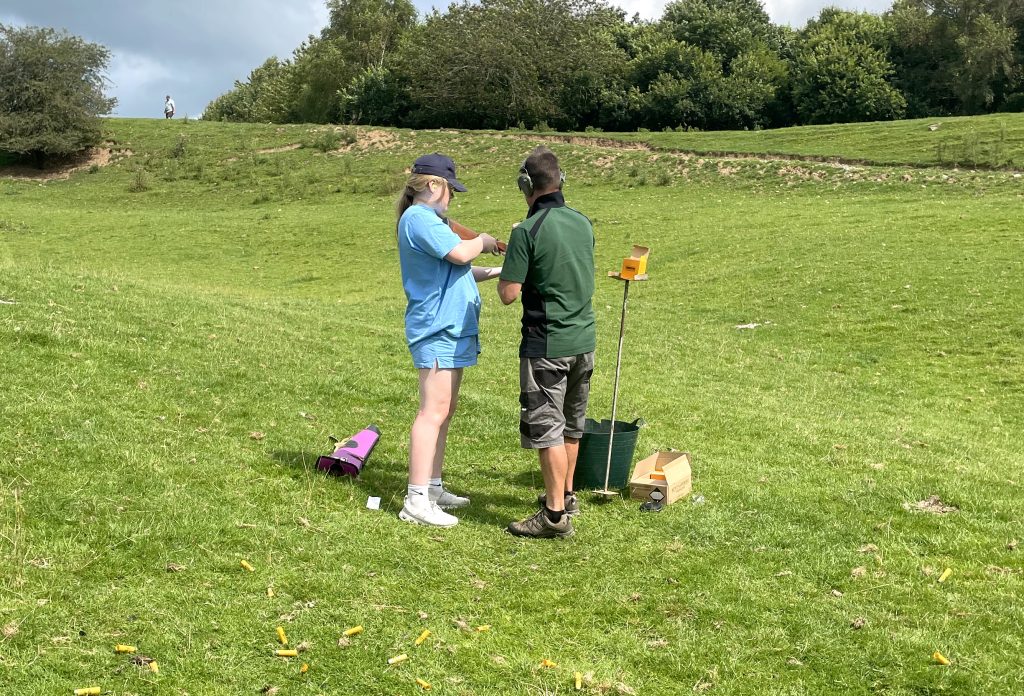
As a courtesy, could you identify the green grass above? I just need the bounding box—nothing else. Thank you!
[531,113,1024,170]
[1,118,1023,694]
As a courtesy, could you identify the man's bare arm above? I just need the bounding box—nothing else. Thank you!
[497,279,522,305]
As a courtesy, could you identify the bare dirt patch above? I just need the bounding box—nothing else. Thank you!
[500,133,651,151]
[332,128,401,153]
[903,495,958,515]
[0,146,129,182]
[256,143,301,154]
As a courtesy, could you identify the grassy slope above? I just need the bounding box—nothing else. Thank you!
[542,114,1024,170]
[1,118,1022,695]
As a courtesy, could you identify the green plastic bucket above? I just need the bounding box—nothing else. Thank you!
[573,418,644,490]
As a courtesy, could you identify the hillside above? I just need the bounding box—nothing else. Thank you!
[550,113,1024,170]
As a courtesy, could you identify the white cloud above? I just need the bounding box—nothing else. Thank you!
[615,0,668,19]
[764,0,894,26]
[613,0,895,25]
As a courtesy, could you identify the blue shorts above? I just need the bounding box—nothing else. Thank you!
[409,334,479,369]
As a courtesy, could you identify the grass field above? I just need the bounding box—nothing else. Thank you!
[1,117,1023,695]
[549,113,1024,170]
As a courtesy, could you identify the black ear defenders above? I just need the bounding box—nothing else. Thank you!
[517,158,565,197]
[516,161,535,197]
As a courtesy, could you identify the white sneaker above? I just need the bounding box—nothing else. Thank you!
[429,486,470,509]
[399,495,458,527]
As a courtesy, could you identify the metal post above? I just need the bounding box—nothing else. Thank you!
[598,279,630,495]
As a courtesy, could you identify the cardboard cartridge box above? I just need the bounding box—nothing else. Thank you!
[629,451,692,505]
[618,245,650,280]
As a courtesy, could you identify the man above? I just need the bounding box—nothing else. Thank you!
[164,95,175,119]
[498,146,596,539]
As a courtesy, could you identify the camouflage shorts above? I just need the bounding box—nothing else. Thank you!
[519,352,595,449]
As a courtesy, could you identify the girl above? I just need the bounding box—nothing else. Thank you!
[396,153,500,527]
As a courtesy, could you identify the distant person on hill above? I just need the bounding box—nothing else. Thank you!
[395,153,502,528]
[498,146,596,539]
[164,95,175,119]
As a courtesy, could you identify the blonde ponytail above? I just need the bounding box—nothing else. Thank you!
[395,174,448,225]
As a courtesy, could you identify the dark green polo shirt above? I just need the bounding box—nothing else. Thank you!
[500,191,596,359]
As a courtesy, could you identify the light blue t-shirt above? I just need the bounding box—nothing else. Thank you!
[398,204,481,348]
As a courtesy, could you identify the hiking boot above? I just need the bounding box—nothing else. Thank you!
[507,508,574,539]
[399,495,458,528]
[536,492,580,517]
[430,486,470,509]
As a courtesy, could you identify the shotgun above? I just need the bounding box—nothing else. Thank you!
[447,218,507,254]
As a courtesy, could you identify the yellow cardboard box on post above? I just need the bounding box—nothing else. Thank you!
[618,245,650,280]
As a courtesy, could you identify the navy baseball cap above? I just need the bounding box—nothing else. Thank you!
[411,153,467,192]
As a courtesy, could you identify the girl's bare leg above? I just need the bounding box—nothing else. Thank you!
[409,366,462,485]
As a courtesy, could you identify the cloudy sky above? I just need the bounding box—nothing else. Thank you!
[2,0,892,118]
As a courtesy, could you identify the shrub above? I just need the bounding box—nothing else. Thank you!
[304,130,342,152]
[303,128,355,153]
[127,168,149,193]
[170,134,188,159]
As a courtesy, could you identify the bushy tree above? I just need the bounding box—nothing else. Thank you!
[887,0,1021,115]
[0,25,116,165]
[402,0,628,130]
[661,0,783,66]
[640,0,787,130]
[289,38,349,123]
[323,0,416,70]
[293,0,416,123]
[204,58,296,122]
[791,9,906,124]
[339,65,410,124]
[713,45,788,128]
[632,39,722,129]
[205,0,415,124]
[628,24,784,130]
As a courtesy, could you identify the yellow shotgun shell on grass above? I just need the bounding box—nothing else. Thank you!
[938,568,952,583]
[275,649,298,657]
[240,560,255,572]
[300,663,309,674]
[933,651,951,665]
[149,661,159,674]
[343,625,363,636]
[388,654,409,665]
[415,629,431,645]
[575,672,583,689]
[114,644,136,653]
[416,677,432,689]
[276,626,288,645]
[540,659,557,668]
[74,689,101,696]
[267,586,275,597]
[475,625,491,632]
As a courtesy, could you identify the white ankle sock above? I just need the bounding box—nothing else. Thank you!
[428,477,443,490]
[407,484,428,500]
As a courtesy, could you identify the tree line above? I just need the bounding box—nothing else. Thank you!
[204,0,1024,131]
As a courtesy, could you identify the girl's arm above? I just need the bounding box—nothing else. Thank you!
[445,234,497,265]
[473,266,502,283]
